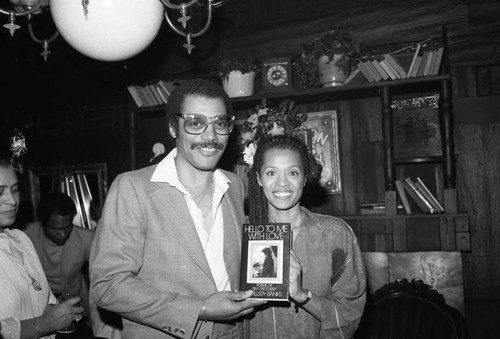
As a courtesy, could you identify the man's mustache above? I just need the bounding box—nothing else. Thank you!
[191,141,225,150]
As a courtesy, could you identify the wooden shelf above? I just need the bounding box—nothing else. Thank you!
[344,213,470,252]
[230,75,450,110]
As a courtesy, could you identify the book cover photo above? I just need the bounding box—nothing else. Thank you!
[240,222,291,301]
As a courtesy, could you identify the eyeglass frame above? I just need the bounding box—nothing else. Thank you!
[175,113,235,135]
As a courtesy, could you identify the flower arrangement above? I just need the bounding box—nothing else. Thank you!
[237,99,307,167]
[213,54,262,81]
[292,30,365,89]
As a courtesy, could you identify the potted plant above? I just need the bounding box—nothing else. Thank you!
[214,55,261,98]
[292,30,364,89]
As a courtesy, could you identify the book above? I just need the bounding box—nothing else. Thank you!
[409,55,422,78]
[371,59,390,81]
[357,61,375,82]
[384,54,407,78]
[423,50,435,76]
[407,44,422,78]
[379,59,399,80]
[153,84,169,104]
[360,202,403,215]
[344,67,367,85]
[431,47,444,75]
[240,222,291,301]
[415,177,445,212]
[126,85,144,108]
[363,60,382,82]
[158,80,177,96]
[416,51,430,77]
[148,84,163,105]
[395,179,412,214]
[404,177,436,213]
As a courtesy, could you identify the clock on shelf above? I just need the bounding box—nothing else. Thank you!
[262,58,293,92]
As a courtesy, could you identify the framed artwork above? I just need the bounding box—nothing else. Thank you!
[234,109,341,195]
[301,110,342,194]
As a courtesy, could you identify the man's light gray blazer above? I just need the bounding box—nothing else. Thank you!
[90,165,245,339]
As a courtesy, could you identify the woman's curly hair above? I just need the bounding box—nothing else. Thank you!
[248,134,322,223]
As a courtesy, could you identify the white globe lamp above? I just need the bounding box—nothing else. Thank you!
[50,0,164,61]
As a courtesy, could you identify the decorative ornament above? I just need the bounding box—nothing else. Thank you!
[50,0,164,61]
[237,99,307,168]
[10,129,27,173]
[150,142,166,163]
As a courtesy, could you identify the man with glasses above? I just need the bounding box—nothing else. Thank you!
[90,79,265,339]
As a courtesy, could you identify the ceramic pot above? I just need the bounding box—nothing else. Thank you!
[222,70,255,98]
[318,55,349,87]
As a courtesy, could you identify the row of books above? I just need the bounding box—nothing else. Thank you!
[344,46,445,85]
[395,177,444,214]
[126,80,177,108]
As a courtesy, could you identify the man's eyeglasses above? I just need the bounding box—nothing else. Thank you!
[176,113,235,135]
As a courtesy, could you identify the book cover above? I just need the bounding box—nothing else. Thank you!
[240,222,291,301]
[395,179,412,214]
[357,61,375,82]
[148,84,163,105]
[371,60,390,81]
[127,85,144,108]
[431,47,444,76]
[385,54,408,78]
[416,51,430,77]
[407,44,422,78]
[404,177,436,213]
[379,59,399,80]
[363,60,382,82]
[158,80,177,96]
[153,84,169,104]
[416,177,445,212]
[423,50,435,76]
[344,68,367,85]
[409,55,422,78]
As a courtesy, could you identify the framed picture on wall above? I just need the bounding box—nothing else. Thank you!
[301,110,342,194]
[234,109,341,196]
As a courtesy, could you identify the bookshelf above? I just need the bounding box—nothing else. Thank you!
[227,28,469,252]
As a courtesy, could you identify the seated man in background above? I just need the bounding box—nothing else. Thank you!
[23,192,94,332]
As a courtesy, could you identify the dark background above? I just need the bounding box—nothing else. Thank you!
[1,1,500,338]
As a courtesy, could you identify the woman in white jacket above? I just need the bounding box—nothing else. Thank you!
[0,151,83,339]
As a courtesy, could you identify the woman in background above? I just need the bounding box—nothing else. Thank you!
[247,135,366,339]
[0,150,83,339]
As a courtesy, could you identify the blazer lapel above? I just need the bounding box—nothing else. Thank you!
[222,188,243,291]
[150,184,214,282]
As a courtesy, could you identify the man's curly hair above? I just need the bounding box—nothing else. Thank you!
[166,78,233,133]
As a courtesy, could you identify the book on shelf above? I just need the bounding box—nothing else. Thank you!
[384,53,408,78]
[148,84,163,105]
[240,222,291,301]
[126,85,144,108]
[395,179,412,214]
[158,80,177,96]
[143,85,159,106]
[357,61,375,83]
[403,177,437,213]
[423,50,435,76]
[408,55,422,78]
[344,68,367,85]
[363,60,382,82]
[379,59,399,80]
[407,43,422,78]
[153,83,169,104]
[415,177,445,212]
[371,59,390,81]
[416,50,430,77]
[431,47,444,75]
[359,202,403,215]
